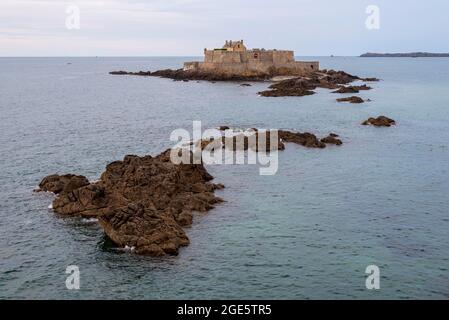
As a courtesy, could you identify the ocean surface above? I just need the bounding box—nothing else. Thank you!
[0,57,448,299]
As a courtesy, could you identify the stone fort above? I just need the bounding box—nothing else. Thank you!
[184,40,319,77]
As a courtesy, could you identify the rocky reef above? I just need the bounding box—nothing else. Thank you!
[37,127,343,256]
[258,70,378,97]
[110,69,270,81]
[213,128,343,149]
[37,150,224,256]
[362,116,396,127]
[110,68,379,99]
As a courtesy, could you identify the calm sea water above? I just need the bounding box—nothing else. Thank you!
[0,57,448,299]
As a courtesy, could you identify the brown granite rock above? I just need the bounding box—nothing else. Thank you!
[110,68,378,99]
[337,96,365,104]
[332,84,372,94]
[199,130,285,152]
[200,128,342,150]
[39,149,223,256]
[38,174,89,194]
[321,134,343,145]
[258,70,375,97]
[362,116,396,127]
[278,130,326,148]
[258,78,316,97]
[110,69,271,81]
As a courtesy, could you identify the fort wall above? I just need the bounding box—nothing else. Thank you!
[184,41,319,77]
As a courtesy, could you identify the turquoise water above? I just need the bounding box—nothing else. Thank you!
[0,57,448,299]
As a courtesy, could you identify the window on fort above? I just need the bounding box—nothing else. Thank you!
[311,65,314,69]
[254,53,259,59]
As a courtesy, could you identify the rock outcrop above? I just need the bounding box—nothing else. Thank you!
[337,96,365,104]
[258,70,377,97]
[199,130,286,152]
[37,174,90,194]
[362,116,396,127]
[278,130,326,148]
[332,84,372,94]
[320,133,343,145]
[199,128,343,150]
[110,68,378,99]
[258,78,316,97]
[39,150,224,256]
[110,69,269,81]
[38,127,343,256]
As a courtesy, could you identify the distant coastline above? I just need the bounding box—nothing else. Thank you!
[360,52,449,58]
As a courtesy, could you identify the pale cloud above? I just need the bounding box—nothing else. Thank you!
[1,0,449,56]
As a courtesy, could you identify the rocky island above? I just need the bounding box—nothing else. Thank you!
[361,52,449,58]
[110,40,379,99]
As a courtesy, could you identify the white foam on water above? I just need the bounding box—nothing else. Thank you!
[48,203,53,209]
[81,218,99,223]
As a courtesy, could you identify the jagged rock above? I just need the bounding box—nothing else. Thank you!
[110,69,271,81]
[321,134,343,145]
[240,83,252,87]
[99,203,190,256]
[362,116,396,127]
[258,78,316,97]
[38,174,89,194]
[332,84,371,94]
[204,128,340,149]
[110,68,377,99]
[199,130,285,152]
[39,149,223,256]
[363,77,380,82]
[258,70,375,97]
[110,70,151,76]
[218,126,230,131]
[337,96,365,104]
[278,130,326,148]
[223,131,285,152]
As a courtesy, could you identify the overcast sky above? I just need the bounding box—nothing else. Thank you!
[1,0,448,56]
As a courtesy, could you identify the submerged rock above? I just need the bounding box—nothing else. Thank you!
[337,96,365,104]
[38,150,223,256]
[362,116,396,127]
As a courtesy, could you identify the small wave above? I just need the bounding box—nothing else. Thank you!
[48,203,53,209]
[124,245,136,252]
[81,218,99,223]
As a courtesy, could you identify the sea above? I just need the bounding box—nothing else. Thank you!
[0,56,448,299]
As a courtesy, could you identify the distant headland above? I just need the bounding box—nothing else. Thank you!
[361,52,449,58]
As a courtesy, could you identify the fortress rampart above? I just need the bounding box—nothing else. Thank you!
[184,40,319,77]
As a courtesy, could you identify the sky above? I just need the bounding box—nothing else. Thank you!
[1,0,448,56]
